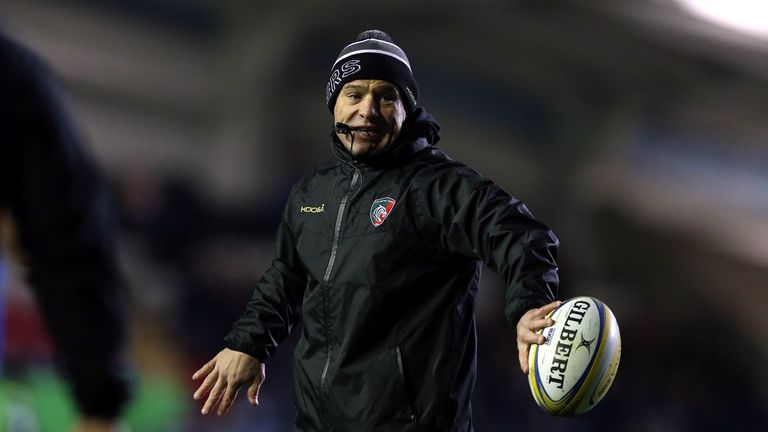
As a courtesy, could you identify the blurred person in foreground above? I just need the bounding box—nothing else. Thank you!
[0,30,131,432]
[193,30,560,431]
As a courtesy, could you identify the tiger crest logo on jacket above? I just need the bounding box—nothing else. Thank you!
[370,197,396,227]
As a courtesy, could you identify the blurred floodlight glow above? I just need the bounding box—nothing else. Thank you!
[676,0,768,40]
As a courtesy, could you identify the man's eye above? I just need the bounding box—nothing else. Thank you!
[347,93,362,99]
[380,93,398,103]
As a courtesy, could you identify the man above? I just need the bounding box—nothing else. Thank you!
[193,30,560,431]
[0,30,131,431]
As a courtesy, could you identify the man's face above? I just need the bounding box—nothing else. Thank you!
[333,79,407,158]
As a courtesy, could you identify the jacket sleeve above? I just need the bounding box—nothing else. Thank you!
[2,34,131,419]
[223,189,308,362]
[420,164,559,326]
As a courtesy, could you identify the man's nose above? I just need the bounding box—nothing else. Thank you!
[358,95,379,118]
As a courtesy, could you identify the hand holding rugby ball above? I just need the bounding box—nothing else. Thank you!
[528,296,621,415]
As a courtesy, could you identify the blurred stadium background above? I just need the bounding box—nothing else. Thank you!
[1,0,767,431]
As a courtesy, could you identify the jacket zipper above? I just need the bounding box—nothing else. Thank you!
[320,168,360,388]
[396,346,420,428]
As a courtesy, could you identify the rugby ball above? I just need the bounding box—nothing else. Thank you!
[528,296,621,415]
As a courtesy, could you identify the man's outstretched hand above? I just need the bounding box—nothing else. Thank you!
[193,348,265,415]
[516,300,561,374]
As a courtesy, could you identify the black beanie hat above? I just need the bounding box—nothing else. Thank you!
[326,30,419,114]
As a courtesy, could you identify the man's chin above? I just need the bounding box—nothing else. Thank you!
[349,141,384,158]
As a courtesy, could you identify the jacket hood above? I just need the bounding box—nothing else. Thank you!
[397,107,441,146]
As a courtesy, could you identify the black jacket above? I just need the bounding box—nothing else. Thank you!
[225,109,559,431]
[0,31,130,418]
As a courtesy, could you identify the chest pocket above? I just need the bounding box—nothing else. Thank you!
[293,198,336,282]
[330,193,422,286]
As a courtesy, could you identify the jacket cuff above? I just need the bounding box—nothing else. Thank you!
[223,334,270,363]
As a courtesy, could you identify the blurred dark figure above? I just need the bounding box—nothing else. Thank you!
[0,30,131,431]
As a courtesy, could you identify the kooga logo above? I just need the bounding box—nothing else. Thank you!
[301,204,325,213]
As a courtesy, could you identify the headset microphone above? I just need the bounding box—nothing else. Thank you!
[335,122,352,134]
[334,122,362,155]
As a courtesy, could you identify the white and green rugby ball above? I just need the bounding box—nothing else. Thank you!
[528,296,621,415]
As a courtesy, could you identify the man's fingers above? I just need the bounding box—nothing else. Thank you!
[518,343,530,374]
[247,379,262,406]
[201,379,226,415]
[532,316,555,331]
[193,368,219,400]
[247,365,266,406]
[537,300,562,317]
[217,385,241,416]
[515,301,561,375]
[519,327,545,345]
[192,359,215,380]
[518,301,560,330]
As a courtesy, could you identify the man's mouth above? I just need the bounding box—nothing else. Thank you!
[352,127,383,140]
[352,126,378,132]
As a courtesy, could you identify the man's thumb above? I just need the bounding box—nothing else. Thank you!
[247,377,263,406]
